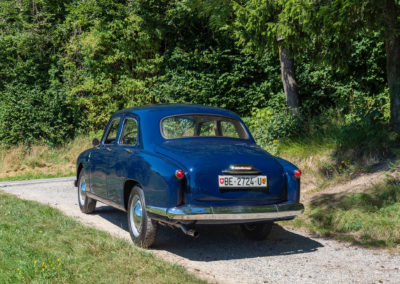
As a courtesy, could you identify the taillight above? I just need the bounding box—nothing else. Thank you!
[175,169,185,179]
[294,169,301,178]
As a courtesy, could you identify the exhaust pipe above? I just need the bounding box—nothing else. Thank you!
[179,224,199,238]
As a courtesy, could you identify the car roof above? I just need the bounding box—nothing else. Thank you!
[114,103,241,120]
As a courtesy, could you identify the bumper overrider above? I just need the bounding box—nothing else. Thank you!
[146,202,304,224]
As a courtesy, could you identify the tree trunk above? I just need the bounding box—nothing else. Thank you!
[279,47,299,113]
[384,0,400,132]
[386,36,400,132]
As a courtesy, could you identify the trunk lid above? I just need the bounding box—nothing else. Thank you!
[155,139,286,204]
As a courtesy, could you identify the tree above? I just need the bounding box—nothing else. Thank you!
[233,0,307,112]
[197,0,309,113]
[310,0,400,131]
[63,0,161,128]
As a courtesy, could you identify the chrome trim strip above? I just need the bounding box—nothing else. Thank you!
[146,206,167,216]
[146,202,304,221]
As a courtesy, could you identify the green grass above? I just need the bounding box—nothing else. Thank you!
[0,192,204,283]
[278,131,337,159]
[287,178,400,248]
[0,172,74,182]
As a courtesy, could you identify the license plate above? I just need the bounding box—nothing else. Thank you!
[218,175,267,188]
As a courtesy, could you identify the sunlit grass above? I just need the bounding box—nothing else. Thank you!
[0,192,204,283]
[286,178,400,248]
[279,132,337,159]
[0,136,92,181]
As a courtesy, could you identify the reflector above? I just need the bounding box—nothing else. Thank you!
[175,169,185,179]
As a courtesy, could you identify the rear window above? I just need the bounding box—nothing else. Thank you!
[161,115,248,139]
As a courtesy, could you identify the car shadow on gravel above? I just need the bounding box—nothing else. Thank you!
[94,204,323,260]
[155,224,324,261]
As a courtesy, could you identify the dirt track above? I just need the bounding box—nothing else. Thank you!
[1,177,400,284]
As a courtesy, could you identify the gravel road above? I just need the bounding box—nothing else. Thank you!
[1,178,400,284]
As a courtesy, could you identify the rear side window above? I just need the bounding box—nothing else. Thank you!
[161,115,248,139]
[104,118,121,144]
[120,118,138,146]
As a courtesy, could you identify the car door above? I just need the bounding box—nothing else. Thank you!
[107,115,140,204]
[89,116,122,198]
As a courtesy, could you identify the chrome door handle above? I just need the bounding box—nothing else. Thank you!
[106,147,111,152]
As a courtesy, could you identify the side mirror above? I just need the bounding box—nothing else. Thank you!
[92,138,100,147]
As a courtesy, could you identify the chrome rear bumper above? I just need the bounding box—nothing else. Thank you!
[146,202,304,222]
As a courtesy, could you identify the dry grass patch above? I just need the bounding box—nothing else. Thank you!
[0,136,92,180]
[285,174,400,249]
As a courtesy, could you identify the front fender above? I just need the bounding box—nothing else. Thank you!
[76,149,92,178]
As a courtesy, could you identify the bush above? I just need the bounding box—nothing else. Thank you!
[249,95,302,150]
[0,84,80,146]
[152,47,281,116]
[335,89,395,155]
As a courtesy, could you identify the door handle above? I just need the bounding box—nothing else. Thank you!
[106,147,111,152]
[125,149,132,154]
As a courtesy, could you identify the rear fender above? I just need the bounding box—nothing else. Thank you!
[126,152,189,208]
[274,157,301,202]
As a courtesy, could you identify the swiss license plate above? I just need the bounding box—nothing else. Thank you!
[218,175,267,188]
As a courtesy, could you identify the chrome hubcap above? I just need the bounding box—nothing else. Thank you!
[130,196,143,237]
[79,177,86,206]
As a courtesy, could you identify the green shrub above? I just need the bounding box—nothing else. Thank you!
[0,84,80,146]
[249,95,302,150]
[153,47,281,116]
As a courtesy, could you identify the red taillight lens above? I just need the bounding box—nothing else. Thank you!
[175,169,185,179]
[294,169,302,178]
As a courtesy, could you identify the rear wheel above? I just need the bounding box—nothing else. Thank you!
[78,169,96,214]
[241,222,273,241]
[127,186,158,248]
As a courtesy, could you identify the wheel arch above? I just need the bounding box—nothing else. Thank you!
[77,163,83,179]
[123,179,140,210]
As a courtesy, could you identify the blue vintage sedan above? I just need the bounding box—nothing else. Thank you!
[75,104,304,247]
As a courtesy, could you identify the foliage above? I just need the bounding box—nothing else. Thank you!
[0,0,77,146]
[153,47,281,115]
[0,83,80,146]
[230,0,310,53]
[249,93,301,150]
[296,31,387,117]
[63,0,161,129]
[0,0,394,147]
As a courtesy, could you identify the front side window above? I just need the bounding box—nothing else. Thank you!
[120,118,138,145]
[161,115,248,139]
[104,118,121,144]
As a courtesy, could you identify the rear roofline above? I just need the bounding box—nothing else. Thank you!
[113,104,253,149]
[114,103,242,120]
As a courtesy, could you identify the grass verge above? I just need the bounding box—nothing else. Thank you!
[0,192,204,283]
[0,136,92,181]
[286,177,400,248]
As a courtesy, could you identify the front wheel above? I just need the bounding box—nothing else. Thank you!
[77,169,96,214]
[127,186,158,248]
[241,222,273,241]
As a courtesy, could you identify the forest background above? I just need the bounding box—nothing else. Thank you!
[0,0,398,156]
